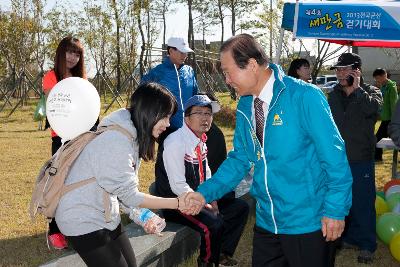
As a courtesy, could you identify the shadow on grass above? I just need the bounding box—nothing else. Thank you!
[0,233,66,266]
[0,129,41,133]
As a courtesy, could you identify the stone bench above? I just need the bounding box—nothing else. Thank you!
[41,222,200,267]
[41,179,253,267]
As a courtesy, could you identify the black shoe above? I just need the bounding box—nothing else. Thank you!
[357,250,374,264]
[197,257,214,267]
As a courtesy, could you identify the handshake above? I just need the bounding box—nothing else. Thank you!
[176,192,206,215]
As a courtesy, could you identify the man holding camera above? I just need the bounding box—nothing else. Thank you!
[328,53,382,264]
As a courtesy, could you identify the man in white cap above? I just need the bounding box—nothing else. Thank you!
[154,94,249,267]
[141,37,198,141]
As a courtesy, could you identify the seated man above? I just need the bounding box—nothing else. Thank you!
[155,95,249,267]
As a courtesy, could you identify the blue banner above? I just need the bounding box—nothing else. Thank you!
[293,1,400,41]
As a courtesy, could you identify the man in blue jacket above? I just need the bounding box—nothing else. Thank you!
[185,34,353,267]
[141,37,198,139]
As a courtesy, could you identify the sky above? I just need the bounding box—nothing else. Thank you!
[0,0,326,75]
[0,0,234,46]
[0,0,240,75]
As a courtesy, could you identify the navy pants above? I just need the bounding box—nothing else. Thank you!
[343,161,377,252]
[163,197,249,265]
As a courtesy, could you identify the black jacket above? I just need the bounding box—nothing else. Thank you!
[328,82,382,162]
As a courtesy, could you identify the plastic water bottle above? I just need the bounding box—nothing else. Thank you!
[129,208,166,234]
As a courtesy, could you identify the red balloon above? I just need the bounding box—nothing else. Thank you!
[384,180,400,193]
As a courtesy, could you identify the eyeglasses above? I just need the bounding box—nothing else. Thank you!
[188,112,213,118]
[334,67,352,72]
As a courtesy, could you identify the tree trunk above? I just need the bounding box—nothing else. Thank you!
[231,0,236,36]
[111,0,121,93]
[218,0,224,45]
[162,1,166,47]
[187,0,195,66]
[144,5,150,68]
[137,0,146,77]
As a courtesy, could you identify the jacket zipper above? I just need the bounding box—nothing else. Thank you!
[262,87,284,234]
[237,107,278,233]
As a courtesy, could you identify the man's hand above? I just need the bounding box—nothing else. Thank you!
[205,200,219,215]
[344,68,361,95]
[180,192,206,215]
[321,216,345,241]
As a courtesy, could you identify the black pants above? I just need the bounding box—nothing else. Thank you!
[48,136,63,234]
[252,225,338,267]
[67,224,137,267]
[163,198,249,265]
[375,120,390,160]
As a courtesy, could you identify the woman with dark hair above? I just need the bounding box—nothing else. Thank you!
[42,36,89,249]
[54,82,195,267]
[288,58,311,82]
[43,36,87,155]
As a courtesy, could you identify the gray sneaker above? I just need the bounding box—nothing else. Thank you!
[357,250,374,264]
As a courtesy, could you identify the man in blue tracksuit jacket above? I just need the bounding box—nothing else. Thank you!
[186,34,353,267]
[141,37,198,137]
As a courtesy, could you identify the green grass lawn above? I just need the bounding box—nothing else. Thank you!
[0,93,399,266]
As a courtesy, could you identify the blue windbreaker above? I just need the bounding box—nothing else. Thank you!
[197,64,352,234]
[141,57,198,129]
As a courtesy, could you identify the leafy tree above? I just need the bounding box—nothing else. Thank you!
[216,0,227,45]
[45,4,77,67]
[0,0,37,86]
[193,0,217,47]
[152,0,176,47]
[225,0,259,36]
[31,0,47,75]
[310,40,345,83]
[81,1,113,76]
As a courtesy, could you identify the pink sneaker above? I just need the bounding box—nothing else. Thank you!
[48,233,68,249]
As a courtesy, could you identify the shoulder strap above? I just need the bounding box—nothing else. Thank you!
[61,177,96,196]
[96,125,135,144]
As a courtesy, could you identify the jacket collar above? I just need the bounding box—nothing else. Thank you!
[162,56,183,69]
[237,63,286,119]
[182,122,204,149]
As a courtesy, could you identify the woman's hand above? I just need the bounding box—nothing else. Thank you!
[143,214,166,236]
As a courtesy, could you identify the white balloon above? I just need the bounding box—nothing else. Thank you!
[46,77,100,141]
[386,185,400,199]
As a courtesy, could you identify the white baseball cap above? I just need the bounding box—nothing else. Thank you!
[167,37,194,53]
